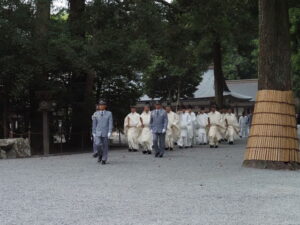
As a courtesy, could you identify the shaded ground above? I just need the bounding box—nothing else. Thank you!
[0,140,300,225]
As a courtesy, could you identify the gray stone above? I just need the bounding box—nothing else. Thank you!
[0,138,31,159]
[0,150,6,159]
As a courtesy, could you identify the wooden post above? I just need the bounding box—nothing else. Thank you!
[42,111,49,156]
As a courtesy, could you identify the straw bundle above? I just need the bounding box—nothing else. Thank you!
[243,90,300,170]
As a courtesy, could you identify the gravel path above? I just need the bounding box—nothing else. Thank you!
[1,140,300,225]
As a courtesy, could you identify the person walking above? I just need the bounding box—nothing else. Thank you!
[92,100,113,164]
[225,108,240,144]
[165,105,180,151]
[139,105,153,154]
[239,111,249,138]
[150,101,168,158]
[124,106,141,152]
[207,104,222,148]
[196,107,209,145]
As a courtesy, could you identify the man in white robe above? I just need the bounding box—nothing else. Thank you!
[178,106,192,148]
[124,106,140,152]
[208,104,223,148]
[196,107,208,145]
[239,112,249,138]
[165,105,180,150]
[139,105,153,154]
[219,107,227,142]
[187,106,196,147]
[225,108,240,144]
[176,108,183,146]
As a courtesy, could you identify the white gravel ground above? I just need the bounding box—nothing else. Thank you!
[1,140,300,225]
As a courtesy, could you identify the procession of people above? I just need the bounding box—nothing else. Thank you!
[92,100,251,164]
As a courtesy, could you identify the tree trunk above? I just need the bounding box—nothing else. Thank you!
[68,0,95,146]
[2,94,8,138]
[69,0,85,38]
[35,0,50,47]
[258,0,292,90]
[30,0,51,155]
[243,0,300,170]
[213,39,229,108]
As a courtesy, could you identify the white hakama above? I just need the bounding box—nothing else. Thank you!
[139,111,153,152]
[178,112,191,148]
[225,113,240,143]
[124,112,141,150]
[208,111,222,146]
[239,116,249,138]
[165,111,180,149]
[196,113,208,144]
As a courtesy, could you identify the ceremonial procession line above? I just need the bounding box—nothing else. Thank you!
[92,100,251,164]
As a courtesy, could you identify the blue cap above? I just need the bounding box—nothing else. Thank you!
[98,100,107,105]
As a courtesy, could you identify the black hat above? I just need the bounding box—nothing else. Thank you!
[98,100,107,105]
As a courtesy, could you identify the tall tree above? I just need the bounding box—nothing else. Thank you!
[68,0,95,145]
[174,0,245,107]
[243,0,300,170]
[30,0,51,154]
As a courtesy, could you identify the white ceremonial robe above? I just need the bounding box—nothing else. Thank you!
[178,112,192,147]
[196,113,208,144]
[239,116,249,138]
[225,113,240,143]
[138,111,153,151]
[219,113,227,139]
[124,112,141,150]
[188,112,197,146]
[165,111,180,149]
[208,111,222,146]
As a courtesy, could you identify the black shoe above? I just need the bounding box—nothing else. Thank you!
[147,151,152,154]
[185,147,189,149]
[142,151,147,154]
[170,148,173,151]
[93,153,99,158]
[133,149,138,152]
[101,160,106,165]
[210,145,214,148]
[97,156,102,163]
[215,145,218,148]
[179,146,183,149]
[128,149,132,152]
[155,152,160,157]
[165,147,168,150]
[159,154,164,158]
[229,141,233,145]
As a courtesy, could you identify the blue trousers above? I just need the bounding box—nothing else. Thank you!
[94,136,109,161]
[93,141,98,154]
[153,133,165,155]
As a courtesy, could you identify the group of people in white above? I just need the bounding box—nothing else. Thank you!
[124,103,251,153]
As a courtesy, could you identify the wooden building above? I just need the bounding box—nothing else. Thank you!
[137,68,258,116]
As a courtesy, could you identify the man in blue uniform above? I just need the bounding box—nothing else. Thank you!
[150,101,168,158]
[92,100,113,164]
